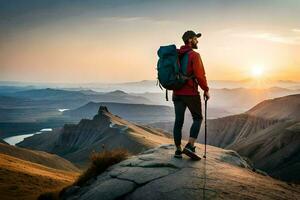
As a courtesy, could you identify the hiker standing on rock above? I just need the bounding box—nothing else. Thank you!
[173,30,210,159]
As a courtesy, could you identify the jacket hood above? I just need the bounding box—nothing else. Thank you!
[178,45,193,55]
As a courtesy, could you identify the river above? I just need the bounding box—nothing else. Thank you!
[3,128,53,145]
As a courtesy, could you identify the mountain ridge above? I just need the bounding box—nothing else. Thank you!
[18,106,172,168]
[0,143,80,172]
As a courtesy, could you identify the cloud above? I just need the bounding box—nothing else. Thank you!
[100,16,144,22]
[291,28,300,33]
[232,31,300,45]
[99,16,178,25]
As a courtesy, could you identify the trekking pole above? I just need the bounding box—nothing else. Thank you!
[203,98,208,158]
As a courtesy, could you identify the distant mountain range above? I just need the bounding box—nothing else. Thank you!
[1,79,299,93]
[11,88,152,106]
[63,102,174,124]
[0,85,299,142]
[63,101,233,125]
[1,85,298,123]
[0,88,152,124]
[1,87,151,105]
[138,87,300,114]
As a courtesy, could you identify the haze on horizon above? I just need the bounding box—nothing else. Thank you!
[0,0,300,84]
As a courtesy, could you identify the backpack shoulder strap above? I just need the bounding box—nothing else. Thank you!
[180,50,192,75]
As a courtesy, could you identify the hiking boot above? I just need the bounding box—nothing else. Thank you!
[174,146,182,158]
[183,143,201,160]
[187,143,196,152]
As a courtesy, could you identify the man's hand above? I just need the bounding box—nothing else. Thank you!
[204,91,210,101]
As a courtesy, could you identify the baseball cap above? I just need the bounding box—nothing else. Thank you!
[182,30,202,42]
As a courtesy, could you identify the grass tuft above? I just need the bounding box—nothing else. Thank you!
[73,148,129,187]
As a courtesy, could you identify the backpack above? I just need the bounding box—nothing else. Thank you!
[156,44,194,101]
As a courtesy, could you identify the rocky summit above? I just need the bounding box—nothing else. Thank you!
[61,144,300,200]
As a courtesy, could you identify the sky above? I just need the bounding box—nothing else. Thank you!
[0,0,300,83]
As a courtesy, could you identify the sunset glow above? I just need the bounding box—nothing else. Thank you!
[0,1,299,83]
[251,65,264,78]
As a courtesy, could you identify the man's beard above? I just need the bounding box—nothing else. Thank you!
[192,43,198,49]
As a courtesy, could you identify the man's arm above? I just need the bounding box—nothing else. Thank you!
[192,53,209,92]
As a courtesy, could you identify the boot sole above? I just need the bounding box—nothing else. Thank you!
[182,148,201,160]
[174,154,182,158]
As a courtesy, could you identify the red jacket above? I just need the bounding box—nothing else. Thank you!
[173,45,209,95]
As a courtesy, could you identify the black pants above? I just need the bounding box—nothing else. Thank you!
[172,94,203,147]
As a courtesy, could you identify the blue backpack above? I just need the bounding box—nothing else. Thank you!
[156,44,194,100]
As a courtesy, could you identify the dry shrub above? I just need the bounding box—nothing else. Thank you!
[74,148,129,187]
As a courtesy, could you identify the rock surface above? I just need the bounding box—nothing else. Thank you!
[62,144,300,200]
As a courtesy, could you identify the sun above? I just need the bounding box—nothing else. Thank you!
[251,65,264,78]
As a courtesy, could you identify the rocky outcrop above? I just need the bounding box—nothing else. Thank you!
[61,144,300,200]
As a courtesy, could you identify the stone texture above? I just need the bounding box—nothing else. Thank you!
[79,178,136,200]
[63,144,300,200]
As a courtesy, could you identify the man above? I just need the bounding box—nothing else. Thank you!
[173,30,210,159]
